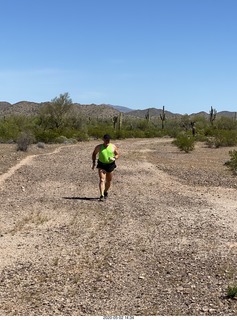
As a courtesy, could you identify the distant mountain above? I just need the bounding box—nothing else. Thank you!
[110,105,133,113]
[218,111,237,118]
[73,103,120,119]
[0,101,45,116]
[190,110,237,119]
[189,111,209,118]
[0,101,236,120]
[0,101,120,119]
[126,107,182,119]
[0,102,12,114]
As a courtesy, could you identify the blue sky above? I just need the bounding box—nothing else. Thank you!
[1,0,237,114]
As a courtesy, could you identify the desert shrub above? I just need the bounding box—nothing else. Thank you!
[205,137,217,148]
[114,130,127,139]
[87,125,114,139]
[54,136,78,144]
[165,127,180,138]
[16,132,34,152]
[216,116,237,130]
[68,138,78,144]
[37,142,45,148]
[0,120,18,142]
[206,130,237,148]
[136,119,152,131]
[173,134,195,153]
[226,285,237,298]
[195,131,208,142]
[75,132,90,141]
[0,115,35,142]
[162,119,182,138]
[33,128,59,143]
[225,150,237,175]
[54,136,68,143]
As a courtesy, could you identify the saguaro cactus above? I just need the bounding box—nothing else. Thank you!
[209,106,217,126]
[113,113,123,131]
[113,116,118,129]
[145,109,151,122]
[190,121,196,136]
[160,106,166,129]
[118,112,123,130]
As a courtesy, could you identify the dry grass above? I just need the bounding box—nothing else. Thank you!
[11,211,49,235]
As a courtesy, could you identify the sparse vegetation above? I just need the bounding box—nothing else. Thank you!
[37,142,45,149]
[1,93,237,151]
[225,150,237,175]
[226,285,237,299]
[11,211,49,235]
[206,130,237,148]
[16,132,34,152]
[172,134,195,153]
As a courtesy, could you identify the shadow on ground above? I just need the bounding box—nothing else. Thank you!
[63,196,99,201]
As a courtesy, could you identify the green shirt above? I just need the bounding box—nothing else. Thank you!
[99,143,115,164]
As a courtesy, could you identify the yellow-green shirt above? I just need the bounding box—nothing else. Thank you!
[99,144,115,164]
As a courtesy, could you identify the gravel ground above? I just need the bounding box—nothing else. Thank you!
[0,137,237,316]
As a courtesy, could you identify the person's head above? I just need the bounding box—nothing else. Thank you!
[103,134,111,147]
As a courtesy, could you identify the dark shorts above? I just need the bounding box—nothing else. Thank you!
[97,160,117,173]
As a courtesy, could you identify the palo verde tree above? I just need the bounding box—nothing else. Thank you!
[180,114,190,132]
[38,93,73,130]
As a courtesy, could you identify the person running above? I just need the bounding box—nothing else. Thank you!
[92,134,119,201]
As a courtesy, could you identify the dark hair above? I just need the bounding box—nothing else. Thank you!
[103,134,111,140]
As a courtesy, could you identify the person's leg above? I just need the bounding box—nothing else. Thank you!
[105,171,113,194]
[98,169,106,197]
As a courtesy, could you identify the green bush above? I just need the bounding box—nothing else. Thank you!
[173,134,195,153]
[206,130,237,148]
[226,285,237,298]
[195,132,208,142]
[216,116,237,130]
[0,115,35,142]
[54,136,68,144]
[87,124,114,139]
[74,132,89,141]
[33,128,59,143]
[225,150,237,175]
[2,105,237,145]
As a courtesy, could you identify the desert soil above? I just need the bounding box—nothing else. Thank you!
[0,137,237,316]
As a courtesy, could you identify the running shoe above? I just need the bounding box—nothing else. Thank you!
[104,191,108,199]
[99,195,104,201]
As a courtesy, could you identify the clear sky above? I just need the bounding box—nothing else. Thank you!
[1,0,237,114]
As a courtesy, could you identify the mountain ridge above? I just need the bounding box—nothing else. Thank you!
[0,101,236,119]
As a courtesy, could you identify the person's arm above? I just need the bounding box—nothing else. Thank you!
[92,145,99,169]
[114,145,119,160]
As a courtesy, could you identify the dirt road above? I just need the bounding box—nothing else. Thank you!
[0,138,236,315]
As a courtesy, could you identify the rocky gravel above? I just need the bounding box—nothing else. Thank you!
[0,138,237,316]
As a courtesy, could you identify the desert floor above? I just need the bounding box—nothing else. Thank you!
[0,137,237,316]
